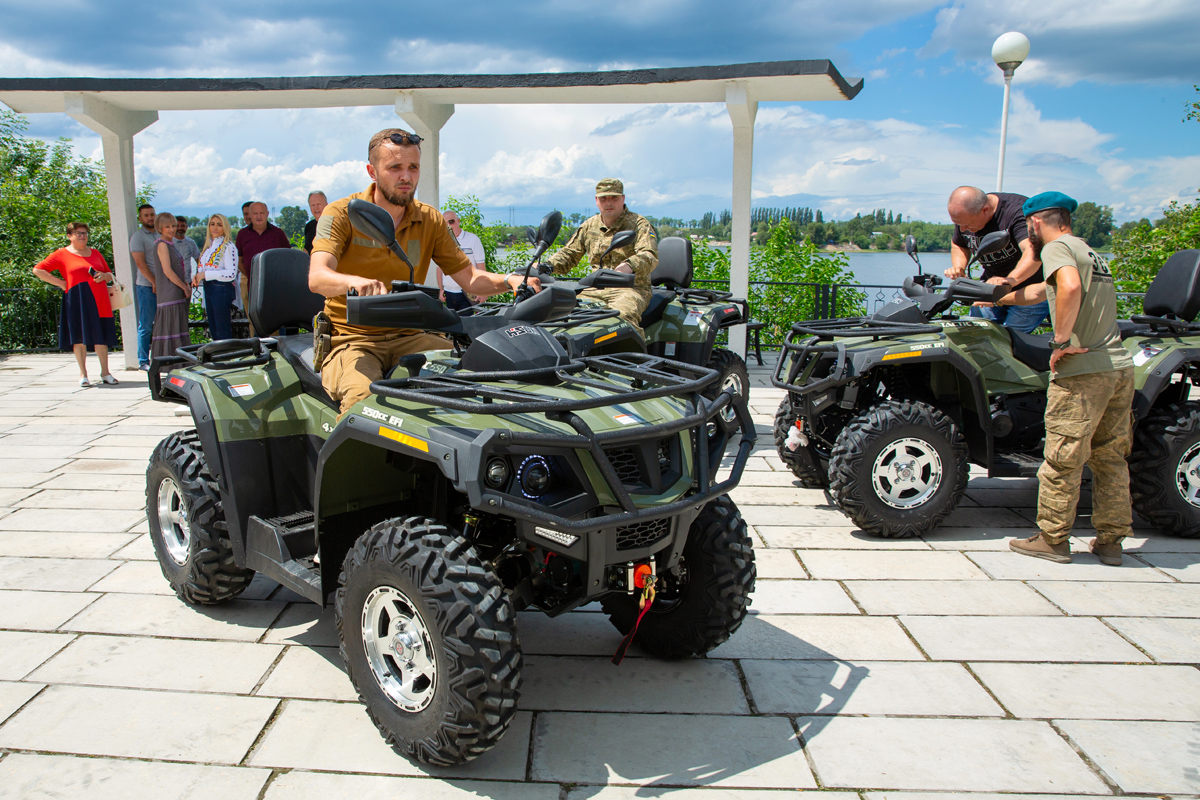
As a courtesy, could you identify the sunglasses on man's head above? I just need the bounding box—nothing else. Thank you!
[387,131,423,147]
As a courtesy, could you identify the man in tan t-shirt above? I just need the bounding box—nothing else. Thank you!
[309,128,538,413]
[994,191,1135,566]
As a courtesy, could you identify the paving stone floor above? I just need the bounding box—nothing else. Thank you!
[1,352,1199,799]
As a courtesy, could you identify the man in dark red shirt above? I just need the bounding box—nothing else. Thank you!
[235,201,292,334]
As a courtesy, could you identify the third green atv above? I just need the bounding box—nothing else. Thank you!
[773,234,1200,539]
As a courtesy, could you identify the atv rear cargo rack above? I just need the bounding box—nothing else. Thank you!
[772,318,942,395]
[149,339,274,402]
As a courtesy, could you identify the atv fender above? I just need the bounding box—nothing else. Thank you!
[1132,347,1200,421]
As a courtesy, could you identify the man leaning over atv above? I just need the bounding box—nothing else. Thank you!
[308,128,539,414]
[542,178,658,337]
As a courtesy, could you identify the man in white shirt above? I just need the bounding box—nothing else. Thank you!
[435,211,486,315]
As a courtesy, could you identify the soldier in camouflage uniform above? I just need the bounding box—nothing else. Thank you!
[995,192,1134,566]
[544,178,658,337]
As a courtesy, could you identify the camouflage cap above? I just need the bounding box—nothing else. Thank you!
[595,178,624,197]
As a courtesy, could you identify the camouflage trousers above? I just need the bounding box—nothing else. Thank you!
[321,331,451,415]
[1037,367,1135,545]
[579,287,650,338]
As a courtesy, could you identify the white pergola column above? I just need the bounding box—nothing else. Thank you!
[394,91,454,210]
[725,82,757,359]
[64,92,157,369]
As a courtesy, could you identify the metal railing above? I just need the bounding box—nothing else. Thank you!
[0,288,60,353]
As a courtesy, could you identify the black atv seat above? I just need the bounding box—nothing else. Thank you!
[1143,249,1200,320]
[276,335,337,409]
[1007,328,1053,373]
[1117,319,1152,339]
[640,288,676,330]
[652,237,692,289]
[249,249,326,335]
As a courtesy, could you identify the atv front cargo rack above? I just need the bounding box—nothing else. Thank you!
[772,318,942,395]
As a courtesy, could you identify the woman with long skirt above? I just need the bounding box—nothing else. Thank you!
[150,212,191,360]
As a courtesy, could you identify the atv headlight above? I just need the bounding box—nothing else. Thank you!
[485,457,510,489]
[519,455,553,498]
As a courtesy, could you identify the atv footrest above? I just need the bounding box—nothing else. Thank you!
[245,512,322,603]
[991,452,1042,478]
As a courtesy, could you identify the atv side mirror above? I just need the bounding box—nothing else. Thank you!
[529,211,563,261]
[525,227,537,245]
[348,198,416,281]
[976,230,1010,258]
[599,229,637,262]
[905,235,917,257]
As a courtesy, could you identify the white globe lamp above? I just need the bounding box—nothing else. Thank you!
[992,32,1029,191]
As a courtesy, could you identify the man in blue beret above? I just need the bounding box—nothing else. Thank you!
[946,186,1049,333]
[995,191,1134,565]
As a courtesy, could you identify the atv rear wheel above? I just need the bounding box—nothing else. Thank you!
[1129,402,1200,537]
[829,400,969,538]
[703,348,749,430]
[601,496,755,658]
[773,399,829,488]
[336,517,521,766]
[146,430,254,604]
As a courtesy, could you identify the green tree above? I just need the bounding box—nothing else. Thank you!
[1111,198,1200,300]
[1184,85,1199,124]
[274,205,309,240]
[442,194,506,272]
[1072,202,1115,248]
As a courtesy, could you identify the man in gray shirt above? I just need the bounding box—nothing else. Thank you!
[129,204,159,370]
[174,216,201,283]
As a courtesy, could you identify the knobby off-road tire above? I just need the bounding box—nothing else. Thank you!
[703,348,750,431]
[1129,401,1200,538]
[336,517,521,766]
[601,496,755,658]
[829,399,969,538]
[773,398,829,488]
[146,430,254,604]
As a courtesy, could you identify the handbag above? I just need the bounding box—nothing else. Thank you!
[106,276,132,311]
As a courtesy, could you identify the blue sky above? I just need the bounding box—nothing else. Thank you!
[1,0,1197,225]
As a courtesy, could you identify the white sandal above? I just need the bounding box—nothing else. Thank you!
[79,377,90,387]
[101,374,118,385]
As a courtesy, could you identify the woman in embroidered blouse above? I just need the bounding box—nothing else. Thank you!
[151,212,191,359]
[32,221,119,387]
[192,213,239,341]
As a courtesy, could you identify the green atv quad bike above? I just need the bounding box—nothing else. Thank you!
[518,230,750,430]
[145,201,757,766]
[773,232,1200,539]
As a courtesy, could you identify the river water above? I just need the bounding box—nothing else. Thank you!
[840,251,952,288]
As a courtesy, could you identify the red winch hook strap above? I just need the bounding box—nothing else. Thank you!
[611,574,656,666]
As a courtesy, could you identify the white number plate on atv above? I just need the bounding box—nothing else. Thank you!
[684,309,704,326]
[1133,346,1162,366]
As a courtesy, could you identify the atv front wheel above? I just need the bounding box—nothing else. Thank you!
[336,517,521,766]
[773,399,829,488]
[1129,402,1200,537]
[146,430,254,604]
[829,400,969,538]
[601,496,755,658]
[703,348,749,430]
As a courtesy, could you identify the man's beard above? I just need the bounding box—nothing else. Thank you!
[379,183,414,207]
[1028,226,1043,259]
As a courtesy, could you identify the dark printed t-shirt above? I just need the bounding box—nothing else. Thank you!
[951,192,1043,290]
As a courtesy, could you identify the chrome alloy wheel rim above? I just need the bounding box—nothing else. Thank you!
[719,371,744,424]
[1175,442,1200,508]
[156,477,191,565]
[361,586,437,713]
[870,437,944,509]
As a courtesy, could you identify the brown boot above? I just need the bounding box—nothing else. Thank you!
[1089,538,1123,566]
[1009,533,1071,563]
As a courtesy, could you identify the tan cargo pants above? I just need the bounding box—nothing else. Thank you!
[321,331,452,414]
[579,287,650,338]
[1037,367,1135,545]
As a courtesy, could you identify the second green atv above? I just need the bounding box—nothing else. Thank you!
[773,234,1200,539]
[146,202,757,766]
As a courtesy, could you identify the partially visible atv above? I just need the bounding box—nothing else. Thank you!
[146,200,756,766]
[518,233,750,430]
[773,234,1200,539]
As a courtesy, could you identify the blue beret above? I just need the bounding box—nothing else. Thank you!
[1022,191,1078,216]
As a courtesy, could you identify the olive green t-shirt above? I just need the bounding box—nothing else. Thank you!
[1042,234,1133,378]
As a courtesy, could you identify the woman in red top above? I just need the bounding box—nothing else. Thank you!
[32,221,119,387]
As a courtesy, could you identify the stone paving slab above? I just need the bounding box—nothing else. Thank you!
[921,526,1039,550]
[0,556,117,591]
[256,645,356,701]
[0,508,144,532]
[801,550,988,580]
[1030,580,1200,616]
[0,680,42,724]
[570,789,857,800]
[798,717,1110,793]
[522,656,750,714]
[262,771,558,800]
[0,531,135,560]
[1055,719,1200,794]
[62,593,287,641]
[0,684,278,763]
[844,579,1061,616]
[756,526,933,549]
[1136,552,1200,581]
[742,659,1003,717]
[0,753,270,800]
[248,700,532,780]
[260,603,338,647]
[17,489,148,510]
[28,634,283,694]
[532,712,815,788]
[710,614,925,660]
[88,560,175,594]
[900,615,1151,662]
[752,548,807,578]
[968,550,1174,581]
[1103,617,1200,662]
[0,591,94,632]
[971,662,1200,720]
[747,579,858,614]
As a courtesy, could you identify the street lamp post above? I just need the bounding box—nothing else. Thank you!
[992,31,1029,192]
